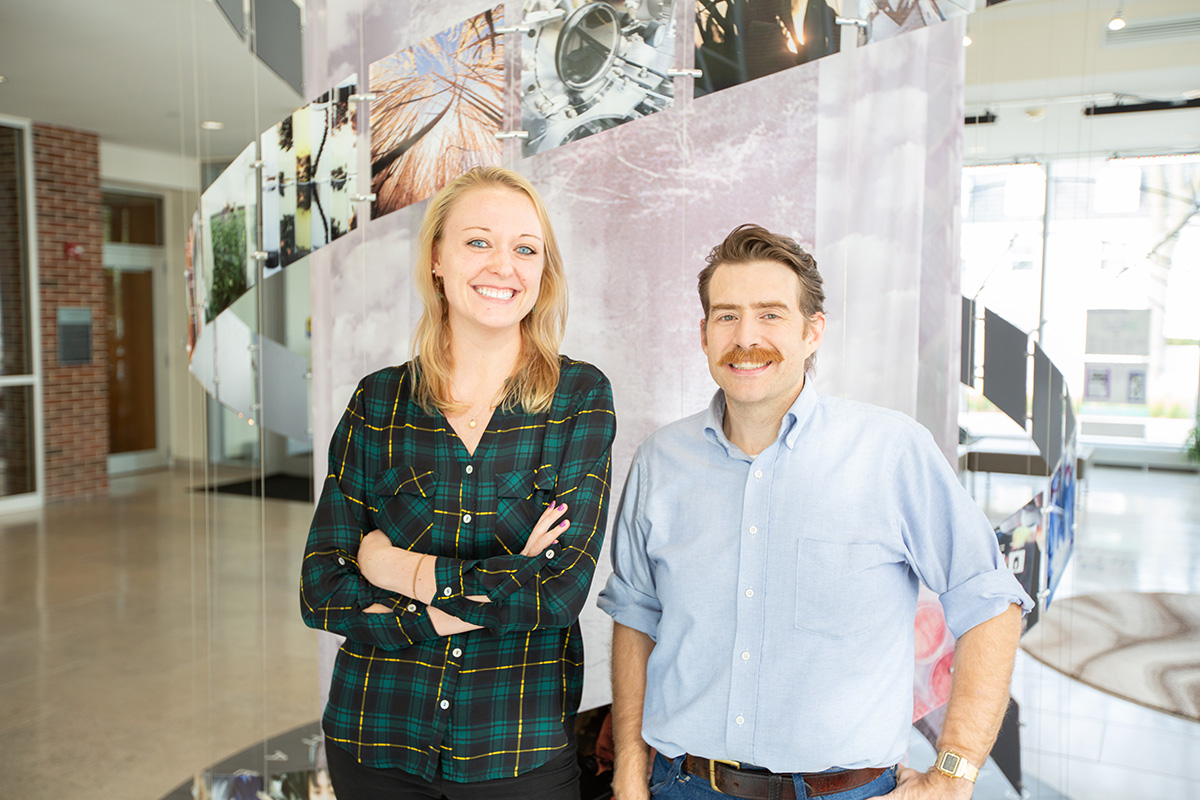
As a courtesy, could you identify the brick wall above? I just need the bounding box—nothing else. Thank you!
[34,124,108,500]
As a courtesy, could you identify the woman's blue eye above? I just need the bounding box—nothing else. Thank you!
[516,245,537,256]
[467,238,487,248]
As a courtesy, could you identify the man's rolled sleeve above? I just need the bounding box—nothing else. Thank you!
[895,421,1034,638]
[597,454,663,639]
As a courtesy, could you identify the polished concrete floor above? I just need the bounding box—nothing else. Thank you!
[0,466,321,798]
[1,464,1198,798]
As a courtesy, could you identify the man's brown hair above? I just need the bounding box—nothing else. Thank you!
[698,224,825,371]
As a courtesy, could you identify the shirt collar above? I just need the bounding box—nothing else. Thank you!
[702,375,820,455]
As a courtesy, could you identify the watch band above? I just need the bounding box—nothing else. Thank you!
[934,750,979,783]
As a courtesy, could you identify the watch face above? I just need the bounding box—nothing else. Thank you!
[941,753,960,772]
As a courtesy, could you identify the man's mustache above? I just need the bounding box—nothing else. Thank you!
[717,345,785,368]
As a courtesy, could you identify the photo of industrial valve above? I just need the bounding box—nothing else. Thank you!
[519,0,678,157]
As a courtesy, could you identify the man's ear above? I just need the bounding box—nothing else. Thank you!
[699,317,708,355]
[806,312,826,349]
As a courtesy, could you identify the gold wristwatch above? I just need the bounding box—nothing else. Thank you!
[934,750,978,783]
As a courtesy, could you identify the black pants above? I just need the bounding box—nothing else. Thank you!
[325,739,581,800]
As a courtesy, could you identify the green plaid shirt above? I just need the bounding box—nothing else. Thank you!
[301,357,615,781]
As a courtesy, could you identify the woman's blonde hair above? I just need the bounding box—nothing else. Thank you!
[411,166,567,414]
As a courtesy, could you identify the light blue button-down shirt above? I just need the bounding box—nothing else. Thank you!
[598,381,1033,773]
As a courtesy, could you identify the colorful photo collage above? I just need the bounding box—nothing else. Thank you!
[995,493,1044,631]
[261,74,359,276]
[912,585,956,727]
[199,142,257,322]
[369,6,505,219]
[1045,439,1078,604]
[694,0,1006,99]
[193,768,335,800]
[519,0,679,157]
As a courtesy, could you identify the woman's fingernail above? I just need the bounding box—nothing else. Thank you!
[559,520,569,528]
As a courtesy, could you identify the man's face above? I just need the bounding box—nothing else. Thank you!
[700,259,824,413]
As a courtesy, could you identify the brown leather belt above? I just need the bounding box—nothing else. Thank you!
[681,754,887,799]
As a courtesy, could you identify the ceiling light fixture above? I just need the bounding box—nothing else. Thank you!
[1107,4,1126,31]
[200,120,225,130]
[0,75,7,84]
[963,33,973,46]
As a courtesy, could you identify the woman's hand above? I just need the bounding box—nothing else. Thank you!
[522,502,570,557]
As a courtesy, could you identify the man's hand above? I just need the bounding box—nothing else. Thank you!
[882,766,975,799]
[611,770,652,800]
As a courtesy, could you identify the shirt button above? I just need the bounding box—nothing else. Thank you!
[736,715,745,725]
[749,526,758,535]
[754,469,763,479]
[440,700,450,710]
[337,557,345,566]
[545,549,555,559]
[745,589,754,598]
[407,604,417,612]
[443,587,452,597]
[452,648,463,658]
[741,651,750,661]
[462,513,472,523]
[465,465,474,474]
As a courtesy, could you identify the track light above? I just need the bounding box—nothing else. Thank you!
[1107,5,1126,31]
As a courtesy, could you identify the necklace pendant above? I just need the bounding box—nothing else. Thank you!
[468,419,477,429]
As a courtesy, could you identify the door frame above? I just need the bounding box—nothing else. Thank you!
[104,240,171,474]
[0,114,44,512]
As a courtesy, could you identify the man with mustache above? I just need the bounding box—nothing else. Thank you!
[598,224,1032,800]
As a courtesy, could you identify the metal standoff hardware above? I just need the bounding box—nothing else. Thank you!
[250,159,264,169]
[495,25,534,34]
[348,93,377,103]
[351,193,377,202]
[494,131,530,140]
[835,16,869,28]
[666,68,702,78]
[252,251,269,261]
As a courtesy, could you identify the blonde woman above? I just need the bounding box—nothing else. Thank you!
[301,167,616,799]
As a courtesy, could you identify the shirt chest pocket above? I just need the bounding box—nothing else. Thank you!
[493,465,557,554]
[371,465,437,548]
[794,539,888,639]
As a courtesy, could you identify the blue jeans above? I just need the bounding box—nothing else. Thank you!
[649,753,897,800]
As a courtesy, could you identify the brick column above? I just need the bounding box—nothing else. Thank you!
[34,124,108,500]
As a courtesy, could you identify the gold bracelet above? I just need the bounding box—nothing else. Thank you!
[412,553,430,602]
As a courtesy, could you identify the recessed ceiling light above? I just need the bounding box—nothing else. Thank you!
[0,76,8,84]
[1107,5,1126,31]
[200,120,225,130]
[963,34,973,47]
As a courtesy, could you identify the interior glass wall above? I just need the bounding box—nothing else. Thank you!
[961,155,1200,456]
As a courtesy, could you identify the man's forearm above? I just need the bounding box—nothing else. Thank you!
[938,603,1024,767]
[611,621,656,799]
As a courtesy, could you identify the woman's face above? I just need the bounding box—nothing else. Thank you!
[433,186,545,339]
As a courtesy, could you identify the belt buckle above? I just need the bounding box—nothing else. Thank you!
[708,758,742,794]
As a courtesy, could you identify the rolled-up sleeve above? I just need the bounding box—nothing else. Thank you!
[300,380,441,650]
[896,424,1034,638]
[431,375,617,636]
[598,452,663,639]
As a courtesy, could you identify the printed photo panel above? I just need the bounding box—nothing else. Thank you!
[260,122,284,277]
[520,0,679,157]
[199,141,258,320]
[369,6,505,218]
[695,0,842,98]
